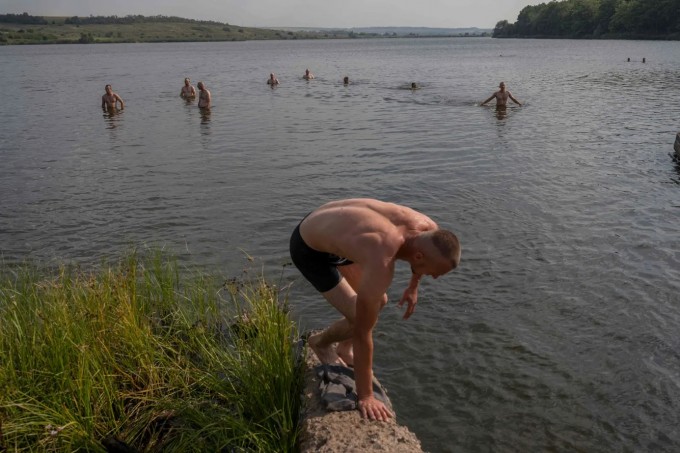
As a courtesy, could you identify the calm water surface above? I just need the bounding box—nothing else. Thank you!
[1,38,680,452]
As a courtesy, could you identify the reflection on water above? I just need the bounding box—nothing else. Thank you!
[199,108,211,129]
[672,154,680,185]
[480,104,512,120]
[102,108,123,129]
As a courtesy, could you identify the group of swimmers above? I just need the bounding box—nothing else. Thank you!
[101,72,522,113]
[180,78,212,109]
[267,68,318,85]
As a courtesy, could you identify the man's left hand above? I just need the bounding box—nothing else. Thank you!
[398,287,418,320]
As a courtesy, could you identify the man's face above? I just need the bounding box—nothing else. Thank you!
[411,245,456,279]
[105,86,112,94]
[499,83,506,91]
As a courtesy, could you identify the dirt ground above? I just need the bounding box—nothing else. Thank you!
[298,346,424,453]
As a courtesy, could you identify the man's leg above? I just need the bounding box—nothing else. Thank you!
[308,277,357,365]
[334,265,388,366]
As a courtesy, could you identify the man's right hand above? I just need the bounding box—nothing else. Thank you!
[358,395,394,421]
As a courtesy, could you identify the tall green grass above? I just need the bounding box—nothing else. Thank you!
[0,250,302,452]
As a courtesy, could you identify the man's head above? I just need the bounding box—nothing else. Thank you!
[184,78,191,86]
[499,81,506,91]
[410,230,460,278]
[105,84,112,94]
[197,81,204,90]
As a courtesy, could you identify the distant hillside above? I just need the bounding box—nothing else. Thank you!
[274,26,491,37]
[0,13,351,45]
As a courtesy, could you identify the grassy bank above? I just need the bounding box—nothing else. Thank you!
[0,16,351,45]
[0,251,302,452]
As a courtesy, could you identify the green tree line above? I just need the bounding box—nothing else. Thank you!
[64,14,227,26]
[0,12,48,24]
[493,0,680,39]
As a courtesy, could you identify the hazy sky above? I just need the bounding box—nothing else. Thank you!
[1,0,545,28]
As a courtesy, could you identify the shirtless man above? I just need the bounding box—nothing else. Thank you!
[481,81,522,107]
[197,81,211,109]
[267,73,280,86]
[303,68,315,80]
[289,198,461,421]
[180,78,196,98]
[101,84,124,110]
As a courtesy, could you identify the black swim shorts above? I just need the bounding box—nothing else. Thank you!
[289,221,353,293]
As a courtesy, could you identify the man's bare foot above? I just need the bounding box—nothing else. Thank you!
[336,340,354,367]
[308,333,346,365]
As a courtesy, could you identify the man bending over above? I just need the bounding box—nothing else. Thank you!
[289,198,461,421]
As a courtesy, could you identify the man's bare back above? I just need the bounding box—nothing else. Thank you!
[300,199,437,263]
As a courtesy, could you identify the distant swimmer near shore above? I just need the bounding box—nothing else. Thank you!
[101,84,124,110]
[481,81,522,107]
[267,73,280,86]
[303,68,315,80]
[343,76,349,85]
[180,77,196,98]
[197,81,211,109]
[411,82,419,90]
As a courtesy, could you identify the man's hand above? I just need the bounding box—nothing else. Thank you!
[398,286,418,320]
[358,395,393,421]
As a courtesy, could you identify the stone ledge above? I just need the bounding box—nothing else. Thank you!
[298,346,424,453]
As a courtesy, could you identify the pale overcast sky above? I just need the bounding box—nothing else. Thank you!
[1,0,545,28]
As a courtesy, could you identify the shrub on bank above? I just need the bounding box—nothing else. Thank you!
[0,251,302,452]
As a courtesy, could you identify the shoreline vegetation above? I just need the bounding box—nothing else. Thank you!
[0,250,302,452]
[493,0,680,40]
[0,13,489,45]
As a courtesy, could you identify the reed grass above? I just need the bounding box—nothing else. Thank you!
[0,250,302,452]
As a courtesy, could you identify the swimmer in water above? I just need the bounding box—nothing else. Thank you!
[180,77,196,98]
[481,81,522,107]
[101,84,124,110]
[197,81,211,109]
[303,68,315,80]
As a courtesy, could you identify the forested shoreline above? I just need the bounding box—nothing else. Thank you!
[493,0,680,39]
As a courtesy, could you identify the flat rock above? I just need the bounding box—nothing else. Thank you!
[299,343,424,453]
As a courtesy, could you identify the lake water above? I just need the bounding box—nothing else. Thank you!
[1,37,680,452]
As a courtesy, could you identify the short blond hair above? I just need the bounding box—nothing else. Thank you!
[429,230,460,268]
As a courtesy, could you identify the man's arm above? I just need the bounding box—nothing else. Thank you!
[508,92,521,106]
[481,93,495,106]
[115,94,124,109]
[398,271,422,319]
[101,95,106,109]
[353,260,394,421]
